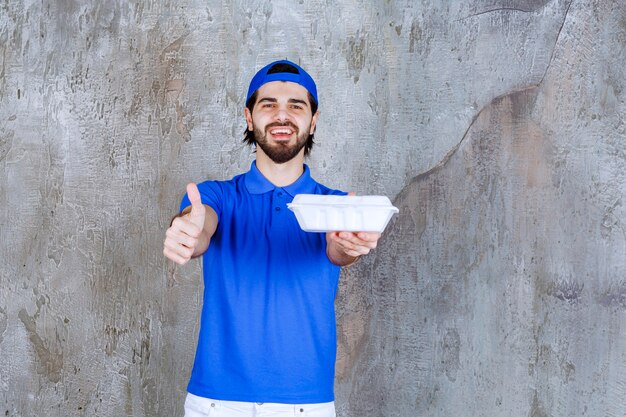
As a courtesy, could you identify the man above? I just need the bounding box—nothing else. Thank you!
[163,60,381,417]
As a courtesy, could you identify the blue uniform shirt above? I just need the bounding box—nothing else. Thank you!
[179,161,346,403]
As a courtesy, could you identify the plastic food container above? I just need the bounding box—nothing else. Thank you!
[287,194,399,233]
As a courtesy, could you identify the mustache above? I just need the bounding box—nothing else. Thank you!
[265,121,299,133]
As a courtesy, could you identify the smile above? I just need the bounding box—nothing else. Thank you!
[269,128,294,135]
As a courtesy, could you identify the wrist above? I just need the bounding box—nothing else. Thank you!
[326,240,361,267]
[341,254,361,267]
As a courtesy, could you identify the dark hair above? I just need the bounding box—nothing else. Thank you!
[243,63,318,156]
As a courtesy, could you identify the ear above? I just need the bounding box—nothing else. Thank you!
[310,111,320,134]
[244,107,254,131]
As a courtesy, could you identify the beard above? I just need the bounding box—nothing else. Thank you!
[254,121,310,164]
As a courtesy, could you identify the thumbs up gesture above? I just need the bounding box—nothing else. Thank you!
[163,183,209,265]
[185,182,206,230]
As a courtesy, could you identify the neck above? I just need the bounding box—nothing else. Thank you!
[255,150,305,187]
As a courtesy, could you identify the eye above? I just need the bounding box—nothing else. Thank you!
[290,104,303,110]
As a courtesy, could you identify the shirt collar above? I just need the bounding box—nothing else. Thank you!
[244,160,317,196]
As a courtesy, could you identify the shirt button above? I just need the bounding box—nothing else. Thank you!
[275,207,281,211]
[277,192,283,197]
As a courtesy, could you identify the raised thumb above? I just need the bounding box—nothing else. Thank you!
[187,183,205,219]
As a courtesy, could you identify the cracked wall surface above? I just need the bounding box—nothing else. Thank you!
[0,0,624,416]
[336,1,626,416]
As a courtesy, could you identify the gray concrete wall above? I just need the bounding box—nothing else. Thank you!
[0,0,624,416]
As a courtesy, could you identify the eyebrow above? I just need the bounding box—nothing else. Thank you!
[257,97,309,107]
[288,98,308,107]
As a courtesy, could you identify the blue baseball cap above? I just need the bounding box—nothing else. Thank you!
[246,60,318,106]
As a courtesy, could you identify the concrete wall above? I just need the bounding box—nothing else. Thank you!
[1,0,624,416]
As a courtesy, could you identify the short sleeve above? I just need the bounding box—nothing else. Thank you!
[316,185,347,197]
[179,181,224,220]
[329,189,348,196]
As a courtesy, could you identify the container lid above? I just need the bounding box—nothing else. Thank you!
[288,194,396,208]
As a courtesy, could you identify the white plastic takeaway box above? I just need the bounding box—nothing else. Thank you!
[287,194,399,233]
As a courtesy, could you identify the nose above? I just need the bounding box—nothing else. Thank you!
[274,107,290,123]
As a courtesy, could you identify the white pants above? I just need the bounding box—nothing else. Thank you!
[184,393,336,417]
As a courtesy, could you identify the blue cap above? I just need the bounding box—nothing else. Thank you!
[246,60,318,106]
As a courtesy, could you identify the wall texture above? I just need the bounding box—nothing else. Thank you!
[0,0,624,416]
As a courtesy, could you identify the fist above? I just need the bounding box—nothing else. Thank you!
[163,183,206,265]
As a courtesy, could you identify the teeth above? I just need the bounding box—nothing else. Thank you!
[271,128,292,135]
